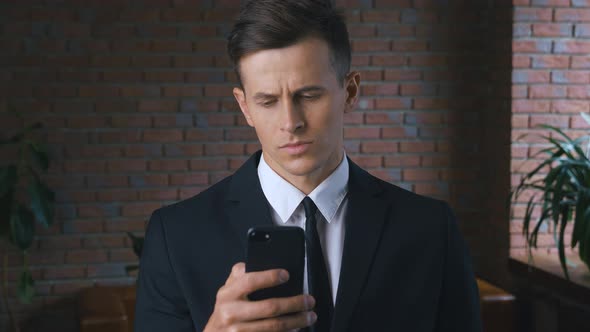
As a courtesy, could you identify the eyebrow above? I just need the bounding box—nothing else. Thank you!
[252,85,326,101]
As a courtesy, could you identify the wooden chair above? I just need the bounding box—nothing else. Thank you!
[79,279,516,332]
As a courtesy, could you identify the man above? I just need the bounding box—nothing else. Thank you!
[135,1,482,331]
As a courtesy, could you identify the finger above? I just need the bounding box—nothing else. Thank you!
[232,269,289,298]
[230,294,315,322]
[226,262,246,284]
[234,311,317,332]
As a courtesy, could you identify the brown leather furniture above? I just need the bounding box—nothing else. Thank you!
[79,279,515,332]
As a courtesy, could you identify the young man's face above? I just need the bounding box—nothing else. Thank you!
[233,37,359,186]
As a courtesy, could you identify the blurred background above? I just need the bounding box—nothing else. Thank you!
[0,0,589,331]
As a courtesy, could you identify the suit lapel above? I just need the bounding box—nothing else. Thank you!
[226,151,274,251]
[331,159,390,332]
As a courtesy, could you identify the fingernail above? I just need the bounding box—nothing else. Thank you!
[305,295,315,310]
[279,270,289,282]
[307,312,317,325]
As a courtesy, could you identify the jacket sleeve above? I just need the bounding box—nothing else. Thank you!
[435,203,483,332]
[134,209,195,332]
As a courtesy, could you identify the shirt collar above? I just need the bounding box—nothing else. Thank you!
[258,152,349,224]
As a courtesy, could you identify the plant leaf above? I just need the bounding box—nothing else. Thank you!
[27,141,49,171]
[28,175,55,228]
[10,206,35,251]
[127,232,144,258]
[558,206,570,280]
[17,270,35,304]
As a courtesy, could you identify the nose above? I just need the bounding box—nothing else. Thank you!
[281,100,304,133]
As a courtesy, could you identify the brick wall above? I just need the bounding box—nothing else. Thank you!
[511,0,590,257]
[0,0,512,330]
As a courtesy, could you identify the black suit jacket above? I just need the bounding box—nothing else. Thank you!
[134,151,482,331]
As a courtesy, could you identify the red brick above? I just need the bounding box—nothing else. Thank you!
[551,70,590,83]
[139,189,179,201]
[132,55,172,67]
[66,249,108,264]
[512,85,528,98]
[399,141,436,153]
[224,128,258,141]
[122,203,163,217]
[96,101,137,113]
[111,115,151,128]
[532,23,572,37]
[529,85,567,98]
[91,56,131,67]
[531,55,570,68]
[414,98,449,110]
[554,40,590,54]
[371,55,406,66]
[402,169,438,181]
[121,86,161,97]
[409,55,447,67]
[161,8,201,21]
[552,100,590,113]
[361,10,400,23]
[107,160,147,172]
[185,128,225,141]
[206,113,236,126]
[151,40,192,53]
[97,190,138,202]
[567,86,590,98]
[143,129,183,142]
[348,24,377,38]
[365,112,402,125]
[344,113,363,125]
[344,127,380,139]
[170,173,209,185]
[392,40,427,52]
[205,143,245,156]
[514,8,553,21]
[374,99,409,110]
[145,71,184,82]
[352,40,390,52]
[571,115,590,128]
[79,85,119,97]
[381,127,418,138]
[43,267,85,280]
[204,85,233,97]
[174,56,214,67]
[190,158,228,171]
[83,235,126,249]
[383,69,421,81]
[555,9,590,22]
[414,183,449,196]
[530,115,570,127]
[53,281,94,296]
[164,144,204,156]
[512,115,529,128]
[512,100,551,113]
[148,159,189,171]
[102,71,142,82]
[163,86,202,97]
[63,160,105,173]
[109,249,138,262]
[352,55,370,66]
[67,116,108,129]
[420,155,450,167]
[104,220,146,233]
[360,141,398,153]
[384,155,420,167]
[571,55,590,69]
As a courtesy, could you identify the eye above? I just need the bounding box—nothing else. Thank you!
[301,94,320,101]
[259,100,277,108]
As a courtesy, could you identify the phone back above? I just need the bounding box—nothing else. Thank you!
[246,226,305,301]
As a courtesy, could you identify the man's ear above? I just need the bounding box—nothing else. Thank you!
[233,87,254,127]
[344,71,361,113]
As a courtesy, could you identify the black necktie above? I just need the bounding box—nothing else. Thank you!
[302,197,333,332]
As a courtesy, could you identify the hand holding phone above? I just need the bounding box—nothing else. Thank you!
[246,226,305,301]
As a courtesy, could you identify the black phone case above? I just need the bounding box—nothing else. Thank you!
[246,226,305,301]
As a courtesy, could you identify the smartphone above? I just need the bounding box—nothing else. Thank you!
[245,226,305,301]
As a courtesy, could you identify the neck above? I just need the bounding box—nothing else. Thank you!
[264,150,343,195]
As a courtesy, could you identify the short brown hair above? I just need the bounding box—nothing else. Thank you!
[227,0,351,87]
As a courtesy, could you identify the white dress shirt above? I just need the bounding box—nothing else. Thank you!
[257,153,349,303]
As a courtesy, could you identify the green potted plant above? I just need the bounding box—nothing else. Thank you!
[511,112,590,280]
[1,111,55,332]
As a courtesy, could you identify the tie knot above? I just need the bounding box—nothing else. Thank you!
[302,197,318,219]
